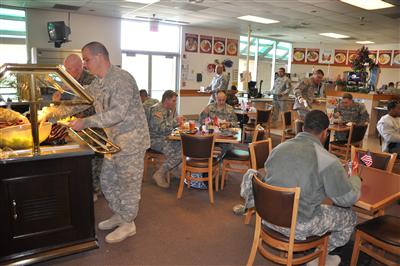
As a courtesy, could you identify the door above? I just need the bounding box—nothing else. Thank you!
[122,52,178,101]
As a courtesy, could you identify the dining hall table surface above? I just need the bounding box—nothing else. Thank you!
[167,128,242,144]
[354,166,400,213]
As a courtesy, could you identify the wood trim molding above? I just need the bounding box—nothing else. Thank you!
[179,90,212,97]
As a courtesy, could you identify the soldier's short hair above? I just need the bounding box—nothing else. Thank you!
[279,67,285,72]
[315,69,324,76]
[342,93,353,100]
[162,90,178,103]
[216,89,227,96]
[82,41,109,60]
[387,100,399,111]
[139,89,148,97]
[304,110,329,134]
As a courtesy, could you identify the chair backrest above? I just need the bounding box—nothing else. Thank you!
[252,127,266,141]
[249,139,273,170]
[256,108,272,124]
[350,123,368,144]
[294,119,304,135]
[281,111,292,128]
[351,146,396,173]
[181,133,214,159]
[252,175,300,229]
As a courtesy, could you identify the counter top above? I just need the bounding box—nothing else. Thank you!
[180,90,211,97]
[326,90,397,101]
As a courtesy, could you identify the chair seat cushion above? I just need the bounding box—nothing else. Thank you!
[224,148,249,161]
[262,225,330,244]
[356,215,400,247]
[284,128,294,134]
[147,148,163,154]
[186,157,219,168]
[330,140,348,146]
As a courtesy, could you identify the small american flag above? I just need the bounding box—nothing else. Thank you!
[360,151,373,167]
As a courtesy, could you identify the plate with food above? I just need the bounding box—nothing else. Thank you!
[394,54,400,65]
[200,39,211,53]
[293,51,305,61]
[335,53,346,64]
[348,53,357,62]
[214,41,225,54]
[185,39,198,52]
[57,116,76,127]
[378,53,390,64]
[307,51,319,62]
[227,42,237,55]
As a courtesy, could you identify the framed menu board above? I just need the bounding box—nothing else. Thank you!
[347,50,358,65]
[334,49,347,65]
[378,50,392,66]
[226,39,238,56]
[185,33,198,53]
[213,37,226,55]
[199,35,212,54]
[393,50,400,68]
[306,48,319,63]
[293,48,306,63]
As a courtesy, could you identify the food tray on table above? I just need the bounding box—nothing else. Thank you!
[172,128,198,136]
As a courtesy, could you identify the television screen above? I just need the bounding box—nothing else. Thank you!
[347,72,363,83]
[47,21,70,41]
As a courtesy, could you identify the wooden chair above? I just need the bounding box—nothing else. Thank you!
[144,148,170,184]
[351,146,396,173]
[329,123,368,161]
[281,111,296,142]
[221,128,267,190]
[177,133,219,204]
[246,175,330,266]
[351,215,400,266]
[244,138,273,224]
[242,107,272,143]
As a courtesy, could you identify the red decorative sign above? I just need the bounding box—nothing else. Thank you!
[334,49,347,65]
[213,37,226,55]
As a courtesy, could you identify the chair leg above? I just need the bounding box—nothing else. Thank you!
[318,235,329,266]
[215,166,219,192]
[221,161,227,190]
[143,154,148,179]
[177,165,186,199]
[208,169,214,204]
[244,208,255,225]
[246,214,261,266]
[350,230,362,266]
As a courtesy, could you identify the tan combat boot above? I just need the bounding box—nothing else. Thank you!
[98,214,123,230]
[105,221,136,244]
[152,165,169,188]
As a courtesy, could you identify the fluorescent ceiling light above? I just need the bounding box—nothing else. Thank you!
[356,40,375,44]
[340,0,394,10]
[238,15,279,25]
[125,0,159,4]
[319,32,350,39]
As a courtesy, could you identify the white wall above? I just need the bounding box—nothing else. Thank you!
[26,9,122,65]
[291,42,400,87]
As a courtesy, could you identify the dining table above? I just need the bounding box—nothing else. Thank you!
[167,128,242,144]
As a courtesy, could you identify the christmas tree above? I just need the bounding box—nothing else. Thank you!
[350,46,378,72]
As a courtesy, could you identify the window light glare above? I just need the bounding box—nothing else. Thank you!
[356,41,375,44]
[124,0,160,4]
[319,32,350,39]
[237,15,279,25]
[340,0,394,10]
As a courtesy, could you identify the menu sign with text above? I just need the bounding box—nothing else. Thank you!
[334,49,347,65]
[185,33,198,53]
[213,37,226,55]
[199,35,212,54]
[293,48,306,63]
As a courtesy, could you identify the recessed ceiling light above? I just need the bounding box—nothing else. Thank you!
[237,15,279,25]
[340,0,394,10]
[319,32,350,39]
[356,40,375,44]
[125,0,160,4]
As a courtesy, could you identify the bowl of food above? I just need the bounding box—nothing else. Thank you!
[0,122,52,149]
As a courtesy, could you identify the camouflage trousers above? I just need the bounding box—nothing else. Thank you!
[272,97,290,122]
[265,204,357,252]
[91,154,103,193]
[151,138,182,170]
[100,150,145,223]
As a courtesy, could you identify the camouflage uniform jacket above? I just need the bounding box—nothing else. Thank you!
[0,108,25,124]
[241,132,361,222]
[333,102,369,124]
[142,97,159,119]
[74,70,96,118]
[48,65,150,154]
[271,76,292,100]
[148,102,178,140]
[293,78,318,110]
[199,103,238,125]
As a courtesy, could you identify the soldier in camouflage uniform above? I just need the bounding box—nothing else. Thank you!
[148,90,183,188]
[139,89,159,118]
[0,108,29,125]
[206,64,229,103]
[53,54,105,198]
[240,111,361,265]
[271,67,292,122]
[293,69,324,120]
[199,90,238,126]
[333,93,369,141]
[40,42,150,244]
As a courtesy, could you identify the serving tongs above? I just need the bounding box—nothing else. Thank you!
[66,126,120,154]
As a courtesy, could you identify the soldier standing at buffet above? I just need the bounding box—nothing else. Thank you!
[271,67,292,123]
[40,42,150,244]
[293,69,324,120]
[148,90,183,188]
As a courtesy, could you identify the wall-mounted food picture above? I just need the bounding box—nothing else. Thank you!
[199,35,212,54]
[226,39,238,56]
[213,37,226,55]
[334,50,347,64]
[306,49,319,63]
[185,33,198,53]
[378,51,391,65]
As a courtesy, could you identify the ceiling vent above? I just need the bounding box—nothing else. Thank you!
[284,25,308,29]
[53,4,81,11]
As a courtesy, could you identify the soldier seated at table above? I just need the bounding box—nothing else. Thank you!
[377,100,400,157]
[199,89,238,127]
[333,93,369,141]
[226,86,239,107]
[140,89,159,118]
[148,90,183,188]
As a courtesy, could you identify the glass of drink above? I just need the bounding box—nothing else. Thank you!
[189,120,196,131]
